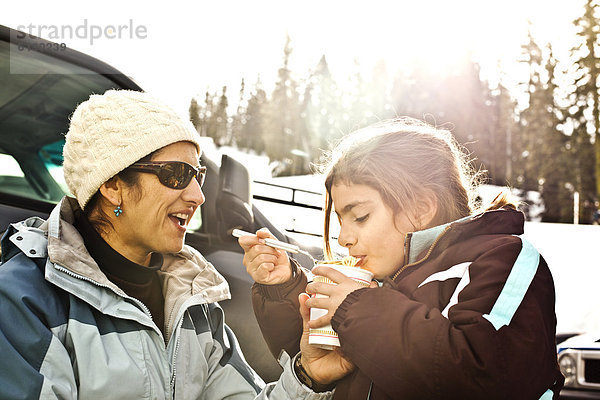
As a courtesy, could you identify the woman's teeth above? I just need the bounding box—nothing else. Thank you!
[171,213,188,226]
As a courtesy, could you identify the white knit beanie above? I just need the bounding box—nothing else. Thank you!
[63,90,202,209]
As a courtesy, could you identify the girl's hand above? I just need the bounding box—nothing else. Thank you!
[298,293,355,385]
[238,228,292,285]
[305,266,378,328]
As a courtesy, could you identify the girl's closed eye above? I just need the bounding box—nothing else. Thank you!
[355,214,369,223]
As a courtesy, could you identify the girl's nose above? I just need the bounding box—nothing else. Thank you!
[337,227,356,248]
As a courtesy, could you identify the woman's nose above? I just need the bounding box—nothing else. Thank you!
[183,178,205,206]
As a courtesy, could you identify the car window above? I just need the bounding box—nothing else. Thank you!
[39,140,70,195]
[0,152,40,199]
[0,40,132,204]
[0,140,69,203]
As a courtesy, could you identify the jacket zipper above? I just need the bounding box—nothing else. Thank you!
[53,264,160,337]
[169,323,182,396]
[55,263,206,397]
[167,299,207,396]
[55,263,178,395]
[392,226,451,280]
[403,232,412,266]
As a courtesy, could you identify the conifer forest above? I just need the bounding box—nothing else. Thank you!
[189,0,600,224]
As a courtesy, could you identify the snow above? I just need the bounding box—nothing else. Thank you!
[523,222,600,334]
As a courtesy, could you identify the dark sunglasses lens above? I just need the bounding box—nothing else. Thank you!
[159,163,193,189]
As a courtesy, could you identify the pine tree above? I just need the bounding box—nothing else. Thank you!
[540,47,573,222]
[515,28,547,192]
[198,90,214,138]
[267,35,310,175]
[305,55,343,159]
[231,79,247,147]
[390,58,500,183]
[239,77,268,153]
[570,0,600,203]
[441,59,499,181]
[368,59,393,121]
[390,68,426,120]
[487,81,516,186]
[518,34,572,222]
[342,59,371,133]
[207,86,229,146]
[189,97,202,133]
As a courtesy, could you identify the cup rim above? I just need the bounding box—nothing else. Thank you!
[315,263,374,280]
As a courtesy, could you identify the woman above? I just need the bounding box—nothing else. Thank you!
[239,118,564,399]
[0,90,352,399]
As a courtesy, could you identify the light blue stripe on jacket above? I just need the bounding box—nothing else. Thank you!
[483,237,540,330]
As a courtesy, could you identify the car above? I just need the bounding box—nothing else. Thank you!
[557,333,600,399]
[0,24,320,382]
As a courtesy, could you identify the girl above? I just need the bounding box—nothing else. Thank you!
[239,117,564,399]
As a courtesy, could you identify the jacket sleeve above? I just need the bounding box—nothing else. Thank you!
[331,237,563,399]
[251,258,307,359]
[256,352,334,400]
[202,303,333,400]
[0,254,77,399]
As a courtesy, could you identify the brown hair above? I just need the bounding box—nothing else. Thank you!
[319,117,517,259]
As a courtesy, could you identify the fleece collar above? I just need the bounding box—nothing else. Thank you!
[37,196,231,336]
[405,207,525,266]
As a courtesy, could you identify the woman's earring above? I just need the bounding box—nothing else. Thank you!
[113,205,123,217]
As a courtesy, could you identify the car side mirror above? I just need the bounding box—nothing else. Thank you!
[216,154,254,238]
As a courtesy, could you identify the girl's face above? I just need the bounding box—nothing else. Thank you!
[331,182,416,279]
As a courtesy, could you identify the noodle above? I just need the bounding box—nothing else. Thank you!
[319,256,359,267]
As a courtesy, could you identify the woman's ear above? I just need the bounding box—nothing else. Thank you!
[98,176,122,207]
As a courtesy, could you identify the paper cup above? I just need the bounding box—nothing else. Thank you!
[308,264,374,350]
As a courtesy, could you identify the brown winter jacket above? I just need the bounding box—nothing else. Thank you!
[252,208,564,400]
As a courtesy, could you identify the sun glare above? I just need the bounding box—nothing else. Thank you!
[4,0,584,112]
[311,0,580,91]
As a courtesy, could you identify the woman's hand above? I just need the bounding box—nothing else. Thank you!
[305,266,378,328]
[238,228,292,285]
[298,293,355,385]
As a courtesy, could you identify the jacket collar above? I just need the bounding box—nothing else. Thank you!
[44,196,231,314]
[405,207,525,266]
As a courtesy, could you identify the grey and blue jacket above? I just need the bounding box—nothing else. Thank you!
[0,197,331,400]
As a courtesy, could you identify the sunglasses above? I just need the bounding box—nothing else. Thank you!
[128,161,207,190]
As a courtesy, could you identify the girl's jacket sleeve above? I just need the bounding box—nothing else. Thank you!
[330,237,563,399]
[251,259,306,359]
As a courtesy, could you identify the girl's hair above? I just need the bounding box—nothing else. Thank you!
[319,117,517,259]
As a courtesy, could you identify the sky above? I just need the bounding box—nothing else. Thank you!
[4,0,583,115]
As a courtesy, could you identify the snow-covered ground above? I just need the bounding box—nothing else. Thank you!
[523,222,600,334]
